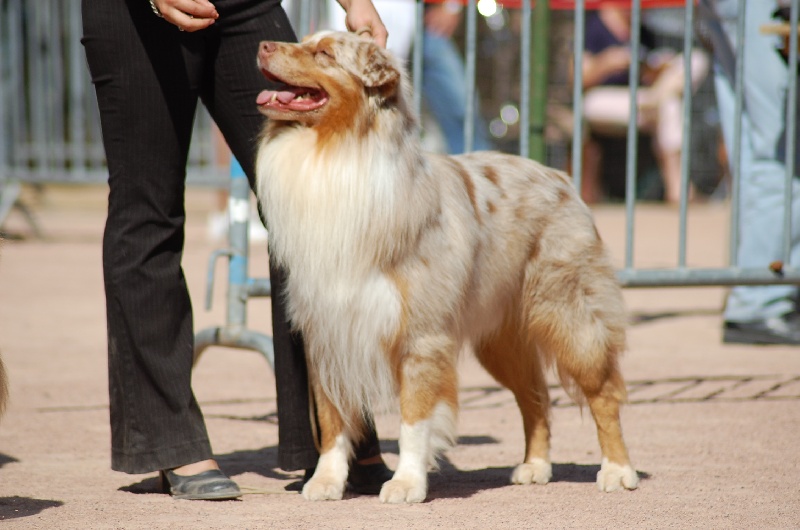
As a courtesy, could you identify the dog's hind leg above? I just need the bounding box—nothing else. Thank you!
[528,268,639,492]
[583,368,639,491]
[302,381,353,501]
[379,335,459,504]
[475,316,553,486]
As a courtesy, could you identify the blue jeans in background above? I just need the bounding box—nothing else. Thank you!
[714,0,800,322]
[422,30,492,154]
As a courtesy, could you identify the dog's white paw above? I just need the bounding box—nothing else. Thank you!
[511,458,552,485]
[302,475,346,501]
[596,458,639,492]
[379,478,427,504]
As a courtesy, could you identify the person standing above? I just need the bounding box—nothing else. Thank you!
[81,0,390,500]
[708,0,800,345]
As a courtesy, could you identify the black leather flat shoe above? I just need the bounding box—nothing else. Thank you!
[346,462,394,495]
[160,469,242,500]
[723,311,800,345]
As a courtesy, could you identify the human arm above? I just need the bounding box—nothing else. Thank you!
[148,0,218,32]
[581,46,631,89]
[336,0,389,47]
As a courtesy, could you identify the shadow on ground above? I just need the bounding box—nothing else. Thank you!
[0,453,19,469]
[0,496,63,521]
[116,434,651,502]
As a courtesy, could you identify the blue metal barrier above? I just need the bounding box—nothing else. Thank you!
[194,169,274,367]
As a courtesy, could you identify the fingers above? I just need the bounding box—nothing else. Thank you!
[153,0,218,32]
[348,20,388,48]
[341,0,388,48]
[371,24,388,48]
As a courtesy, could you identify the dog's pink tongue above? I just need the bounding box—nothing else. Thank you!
[256,89,297,106]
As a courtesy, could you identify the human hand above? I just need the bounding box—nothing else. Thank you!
[599,46,632,75]
[337,0,389,48]
[424,5,462,38]
[150,0,218,32]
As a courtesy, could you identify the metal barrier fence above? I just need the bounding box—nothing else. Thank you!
[2,0,800,289]
[0,0,226,232]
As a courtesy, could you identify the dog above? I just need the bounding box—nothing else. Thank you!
[254,30,639,503]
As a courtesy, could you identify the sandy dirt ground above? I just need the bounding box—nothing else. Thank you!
[0,184,798,529]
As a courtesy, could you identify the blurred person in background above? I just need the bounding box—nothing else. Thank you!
[580,7,708,204]
[706,0,800,345]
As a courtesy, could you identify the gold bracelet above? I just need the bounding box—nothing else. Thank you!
[148,0,163,18]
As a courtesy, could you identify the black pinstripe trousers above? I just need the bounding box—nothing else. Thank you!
[82,0,379,474]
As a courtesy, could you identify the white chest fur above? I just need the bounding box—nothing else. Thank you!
[256,129,408,412]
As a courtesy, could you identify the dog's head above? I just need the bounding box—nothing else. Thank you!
[256,31,406,135]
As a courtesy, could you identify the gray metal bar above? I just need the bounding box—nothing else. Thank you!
[0,182,21,230]
[413,0,424,119]
[31,4,47,171]
[624,0,643,269]
[464,0,477,152]
[729,0,746,267]
[247,279,272,298]
[677,1,696,267]
[9,0,24,171]
[49,2,65,171]
[299,0,312,38]
[518,0,531,158]
[783,0,799,266]
[618,267,800,288]
[69,0,87,171]
[570,0,585,185]
[0,0,9,175]
[194,326,275,369]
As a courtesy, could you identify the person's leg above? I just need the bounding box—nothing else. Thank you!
[82,0,212,474]
[421,30,492,154]
[653,95,684,203]
[717,1,800,325]
[649,50,709,203]
[206,0,386,474]
[583,86,657,134]
[712,1,800,344]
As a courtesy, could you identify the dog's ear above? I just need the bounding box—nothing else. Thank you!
[358,44,400,89]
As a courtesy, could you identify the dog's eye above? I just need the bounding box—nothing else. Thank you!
[316,48,335,61]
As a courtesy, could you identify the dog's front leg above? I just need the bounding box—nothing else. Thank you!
[302,384,351,501]
[380,338,459,504]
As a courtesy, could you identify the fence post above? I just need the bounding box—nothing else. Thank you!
[529,0,550,162]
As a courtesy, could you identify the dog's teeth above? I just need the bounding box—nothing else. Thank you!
[270,92,277,102]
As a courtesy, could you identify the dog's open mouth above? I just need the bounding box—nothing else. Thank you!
[257,71,328,112]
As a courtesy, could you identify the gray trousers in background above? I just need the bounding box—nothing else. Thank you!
[714,0,800,321]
